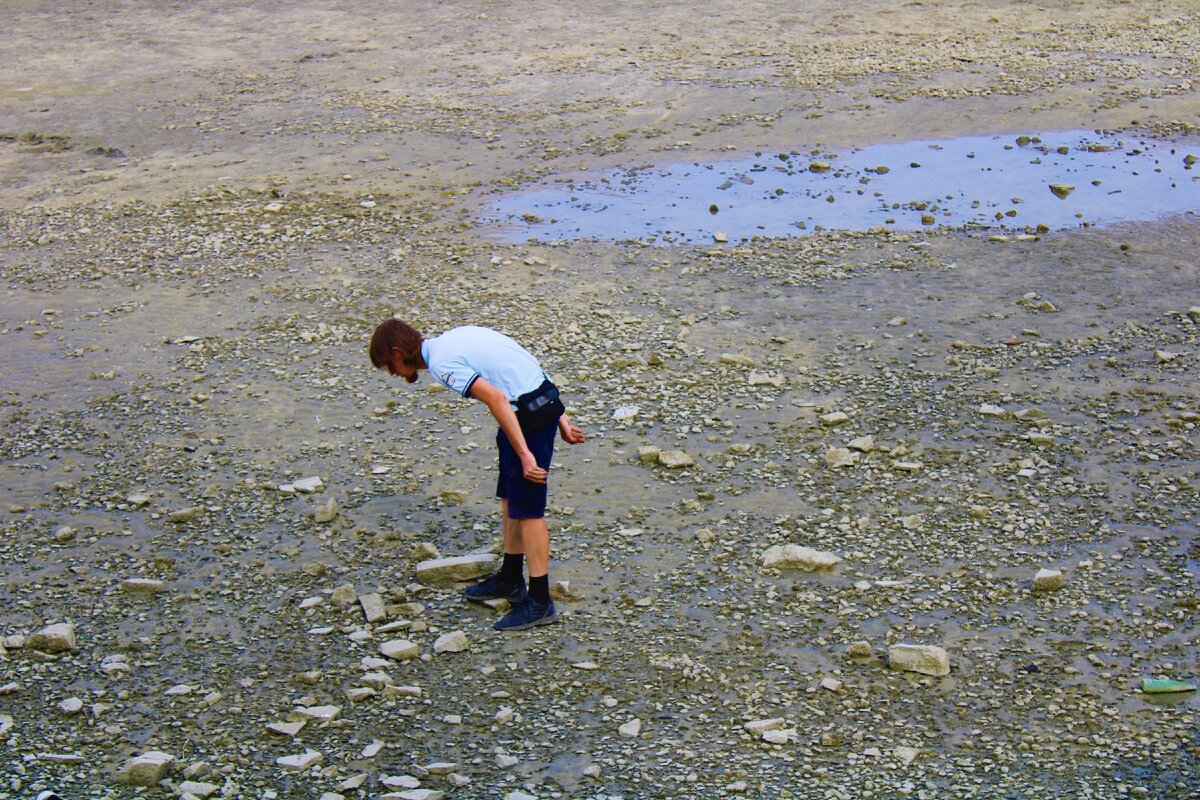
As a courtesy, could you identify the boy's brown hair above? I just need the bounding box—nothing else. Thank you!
[370,319,423,370]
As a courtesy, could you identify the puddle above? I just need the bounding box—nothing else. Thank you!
[484,131,1199,243]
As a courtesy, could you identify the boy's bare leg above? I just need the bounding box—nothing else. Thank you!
[500,499,523,555]
[519,517,550,578]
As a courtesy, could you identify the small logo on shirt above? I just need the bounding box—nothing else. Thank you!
[441,371,455,387]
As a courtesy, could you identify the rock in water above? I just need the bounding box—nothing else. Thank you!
[415,554,495,586]
[1032,568,1065,592]
[762,544,843,571]
[657,450,695,468]
[888,644,951,676]
[1049,183,1075,199]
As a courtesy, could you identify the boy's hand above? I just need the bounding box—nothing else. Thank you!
[559,416,585,445]
[520,451,548,484]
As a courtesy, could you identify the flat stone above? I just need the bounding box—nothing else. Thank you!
[1032,568,1065,592]
[380,639,420,660]
[637,445,662,464]
[979,403,1009,417]
[121,578,165,595]
[179,781,220,799]
[433,630,469,654]
[290,705,341,722]
[657,450,695,468]
[381,774,421,789]
[58,697,84,715]
[744,718,785,734]
[820,677,844,692]
[292,476,324,493]
[266,721,306,737]
[888,644,951,677]
[762,544,842,571]
[618,718,642,738]
[424,762,457,775]
[117,751,176,786]
[820,411,849,426]
[276,750,323,770]
[27,623,77,654]
[748,371,785,388]
[763,728,794,744]
[359,592,386,623]
[414,554,495,586]
[847,435,875,452]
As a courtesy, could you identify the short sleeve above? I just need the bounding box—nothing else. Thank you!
[427,356,480,398]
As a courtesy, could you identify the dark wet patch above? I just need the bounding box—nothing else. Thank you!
[485,131,1199,243]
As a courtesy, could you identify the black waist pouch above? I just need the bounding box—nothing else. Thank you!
[515,379,565,430]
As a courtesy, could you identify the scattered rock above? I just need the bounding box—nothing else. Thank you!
[380,639,420,661]
[27,623,77,654]
[117,751,176,786]
[415,554,495,586]
[657,450,695,468]
[433,630,469,654]
[888,644,951,676]
[1032,568,1065,592]
[761,544,842,571]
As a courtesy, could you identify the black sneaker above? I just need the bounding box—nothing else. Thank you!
[463,573,525,604]
[494,597,559,631]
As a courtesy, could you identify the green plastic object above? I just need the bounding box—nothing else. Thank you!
[1141,678,1197,694]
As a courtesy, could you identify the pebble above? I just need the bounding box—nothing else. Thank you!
[58,697,84,715]
[618,718,642,738]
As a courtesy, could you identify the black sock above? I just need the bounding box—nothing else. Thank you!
[500,553,524,584]
[528,574,550,604]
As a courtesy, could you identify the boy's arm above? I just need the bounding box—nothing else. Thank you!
[468,377,547,484]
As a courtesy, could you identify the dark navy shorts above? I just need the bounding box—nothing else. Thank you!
[495,418,557,519]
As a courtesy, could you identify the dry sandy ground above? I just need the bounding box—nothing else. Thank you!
[1,2,1198,799]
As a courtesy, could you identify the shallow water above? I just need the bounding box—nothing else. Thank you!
[485,131,1199,243]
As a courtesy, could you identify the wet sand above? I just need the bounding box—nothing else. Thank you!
[1,2,1198,798]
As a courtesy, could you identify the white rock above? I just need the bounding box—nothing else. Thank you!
[494,706,514,724]
[117,751,176,786]
[743,718,785,734]
[292,476,324,493]
[266,721,306,737]
[433,630,469,654]
[359,592,386,623]
[414,554,495,586]
[820,411,849,426]
[276,750,323,770]
[612,404,639,421]
[1032,568,1065,592]
[895,746,922,766]
[291,705,341,722]
[58,697,84,715]
[847,435,875,452]
[389,790,443,800]
[380,639,420,661]
[820,677,843,692]
[888,644,951,676]
[27,623,77,653]
[424,762,457,775]
[762,728,795,744]
[0,715,12,736]
[380,775,421,788]
[979,403,1008,417]
[748,371,786,388]
[618,718,642,738]
[331,583,358,606]
[637,445,662,464]
[179,781,220,799]
[361,741,384,759]
[761,544,842,571]
[496,753,519,768]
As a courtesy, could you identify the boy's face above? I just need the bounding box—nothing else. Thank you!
[388,348,419,383]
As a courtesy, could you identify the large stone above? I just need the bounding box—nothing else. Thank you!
[27,623,77,654]
[117,751,176,786]
[359,592,386,623]
[888,644,951,676]
[657,450,695,468]
[824,447,859,468]
[762,544,842,571]
[433,631,469,654]
[380,639,420,661]
[415,554,495,586]
[1032,568,1065,592]
[276,750,323,770]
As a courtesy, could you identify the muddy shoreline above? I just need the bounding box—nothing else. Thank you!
[2,2,1198,799]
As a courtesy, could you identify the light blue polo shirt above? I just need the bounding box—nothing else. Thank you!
[421,326,547,401]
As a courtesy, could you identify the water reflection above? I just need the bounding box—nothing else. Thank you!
[485,131,1198,243]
